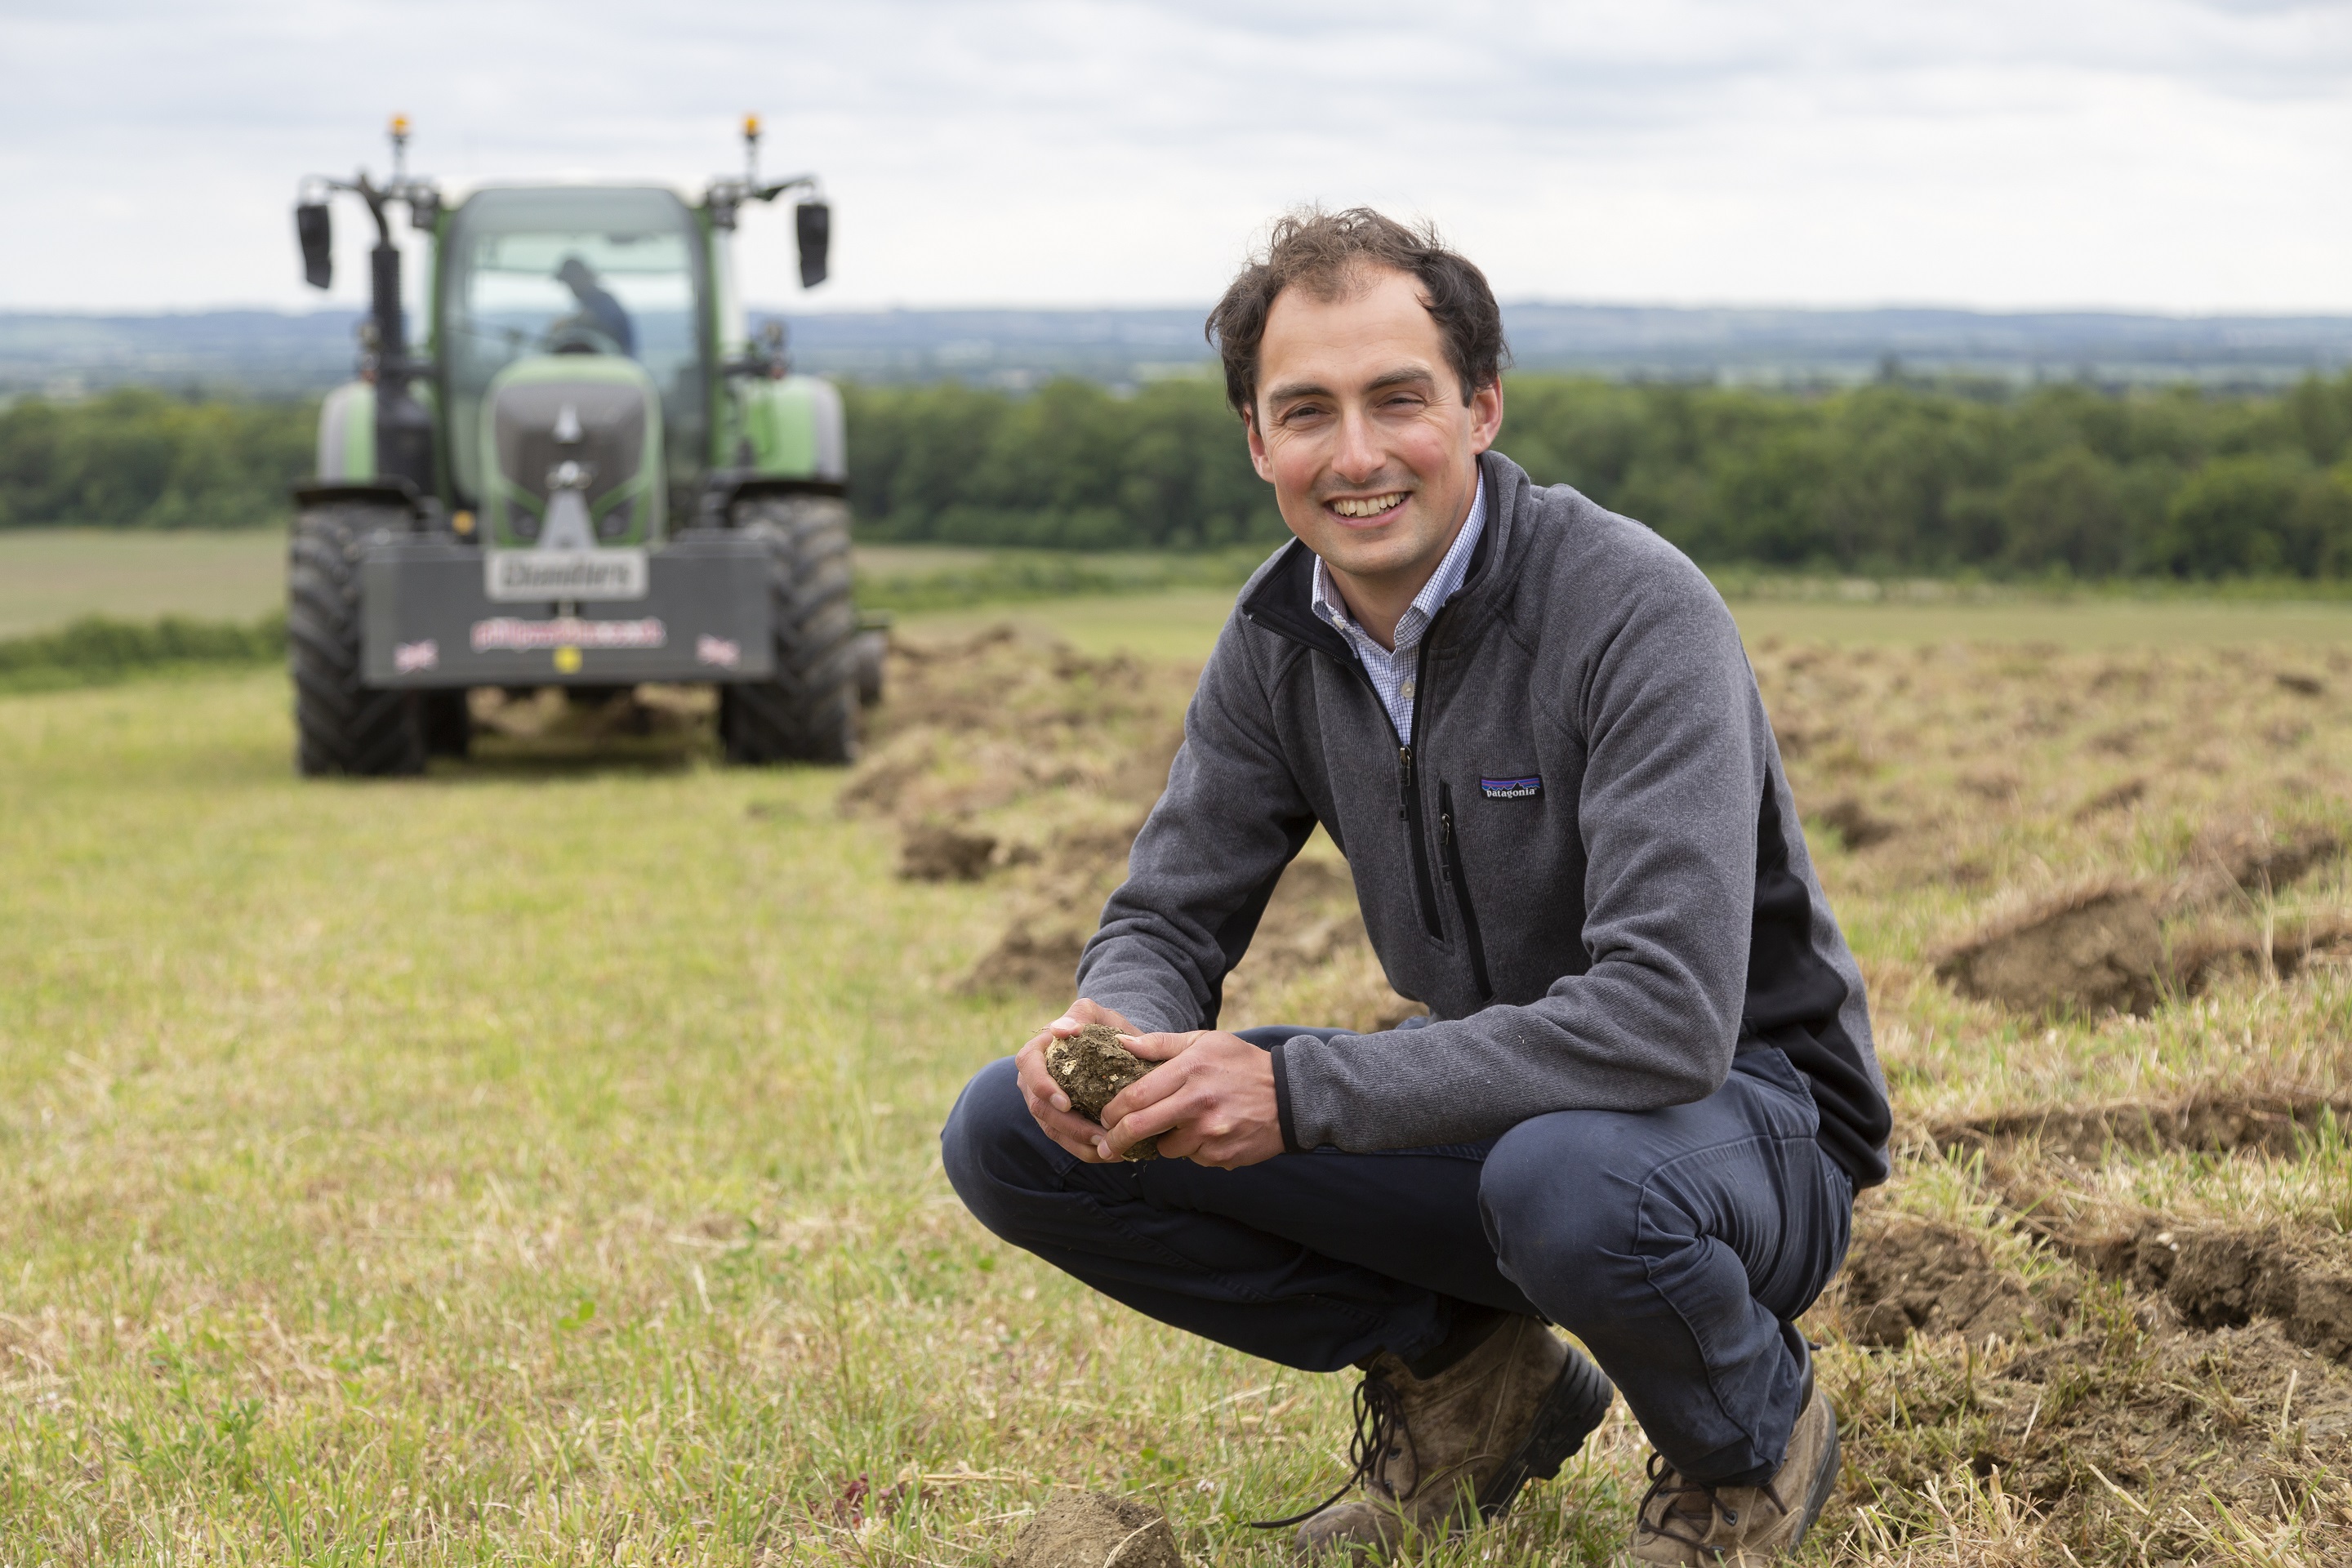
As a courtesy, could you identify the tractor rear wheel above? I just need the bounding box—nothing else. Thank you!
[853,626,888,708]
[719,494,860,765]
[287,501,426,777]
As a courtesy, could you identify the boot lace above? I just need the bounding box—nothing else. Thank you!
[1633,1453,1789,1552]
[1249,1371,1411,1529]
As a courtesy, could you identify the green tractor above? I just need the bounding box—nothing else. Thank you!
[287,114,880,774]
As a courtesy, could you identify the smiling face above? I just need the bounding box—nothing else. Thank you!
[1246,265,1503,624]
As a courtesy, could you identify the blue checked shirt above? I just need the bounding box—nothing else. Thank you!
[1308,475,1487,741]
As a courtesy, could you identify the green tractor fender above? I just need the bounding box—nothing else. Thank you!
[301,378,441,516]
[732,372,845,482]
[316,381,376,479]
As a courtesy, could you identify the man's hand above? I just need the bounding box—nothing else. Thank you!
[1014,1000,1143,1164]
[1098,1030,1283,1169]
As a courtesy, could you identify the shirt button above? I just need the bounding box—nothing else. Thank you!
[1400,680,1415,699]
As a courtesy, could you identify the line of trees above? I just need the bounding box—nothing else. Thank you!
[844,378,1281,550]
[0,387,314,529]
[1500,373,2352,579]
[847,372,2352,579]
[8,372,2352,580]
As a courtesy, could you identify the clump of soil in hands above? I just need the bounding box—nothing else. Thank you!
[996,1493,1181,1568]
[1045,1022,1159,1161]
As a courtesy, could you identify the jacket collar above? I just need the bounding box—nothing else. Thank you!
[1241,449,1518,657]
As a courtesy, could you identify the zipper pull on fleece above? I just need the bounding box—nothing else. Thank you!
[1397,745,1414,785]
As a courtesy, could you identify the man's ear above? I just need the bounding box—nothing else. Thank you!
[1243,404,1275,483]
[1468,376,1504,457]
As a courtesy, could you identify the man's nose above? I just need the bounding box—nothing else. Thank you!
[1332,406,1383,483]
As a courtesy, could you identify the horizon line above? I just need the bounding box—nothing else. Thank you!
[9,301,2352,324]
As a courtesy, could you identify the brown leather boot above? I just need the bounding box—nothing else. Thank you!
[1628,1368,1840,1566]
[1269,1316,1614,1558]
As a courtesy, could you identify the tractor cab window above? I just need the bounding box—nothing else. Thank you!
[441,187,708,506]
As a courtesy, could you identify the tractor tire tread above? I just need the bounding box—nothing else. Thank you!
[719,495,861,766]
[287,502,426,777]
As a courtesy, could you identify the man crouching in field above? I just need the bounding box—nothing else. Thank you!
[941,209,1892,1563]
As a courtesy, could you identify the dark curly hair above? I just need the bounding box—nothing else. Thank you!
[1205,207,1508,421]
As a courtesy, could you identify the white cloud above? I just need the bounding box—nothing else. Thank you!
[0,0,2345,312]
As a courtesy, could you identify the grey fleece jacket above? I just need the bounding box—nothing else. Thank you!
[1075,451,1893,1187]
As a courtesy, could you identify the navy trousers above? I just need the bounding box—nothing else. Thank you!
[940,1028,1854,1485]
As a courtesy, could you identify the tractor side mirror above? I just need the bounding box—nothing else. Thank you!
[296,202,333,290]
[795,202,830,289]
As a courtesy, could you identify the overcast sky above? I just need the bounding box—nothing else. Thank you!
[2,0,2347,316]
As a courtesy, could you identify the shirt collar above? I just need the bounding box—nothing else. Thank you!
[1310,471,1487,644]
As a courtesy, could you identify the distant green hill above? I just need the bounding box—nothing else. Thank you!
[8,305,2352,399]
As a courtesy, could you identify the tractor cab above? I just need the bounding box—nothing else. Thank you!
[442,187,703,546]
[285,118,875,777]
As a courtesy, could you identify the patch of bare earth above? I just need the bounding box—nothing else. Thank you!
[1824,1204,2352,1553]
[1936,1091,2352,1163]
[849,626,1419,1030]
[1931,825,2348,1018]
[996,1493,1182,1568]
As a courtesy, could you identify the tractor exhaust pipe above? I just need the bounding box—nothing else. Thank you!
[368,234,434,494]
[295,115,439,502]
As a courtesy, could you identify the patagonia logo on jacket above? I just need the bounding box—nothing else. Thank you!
[1480,775,1543,800]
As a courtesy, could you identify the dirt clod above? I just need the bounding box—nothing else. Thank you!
[1939,1317,2352,1524]
[1045,1023,1159,1161]
[900,823,999,882]
[467,684,712,743]
[996,1493,1182,1568]
[2177,819,2345,904]
[858,629,1420,1029]
[960,816,1145,998]
[965,924,1091,999]
[2167,917,2352,993]
[2072,777,2146,818]
[1936,888,2162,1016]
[1830,1231,2352,1547]
[1840,1214,2064,1348]
[1937,1091,2352,1162]
[2072,1218,2352,1360]
[1814,797,1900,851]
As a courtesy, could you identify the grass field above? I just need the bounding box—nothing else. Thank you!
[0,533,1259,644]
[7,582,2352,1561]
[914,590,2352,659]
[0,531,286,636]
[11,528,2352,652]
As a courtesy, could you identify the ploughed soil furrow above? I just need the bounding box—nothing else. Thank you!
[2071,1218,2352,1355]
[1830,1298,2352,1543]
[1843,1206,2352,1365]
[1936,890,2352,1019]
[1837,1080,2352,1548]
[1839,1214,2074,1350]
[1873,1093,2352,1361]
[1933,1091,2352,1162]
[1829,1213,2352,1548]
